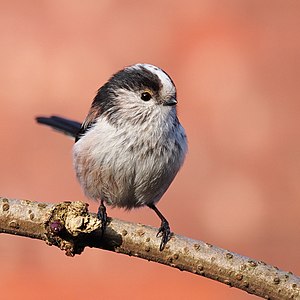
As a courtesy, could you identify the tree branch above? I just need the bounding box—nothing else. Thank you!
[0,196,299,299]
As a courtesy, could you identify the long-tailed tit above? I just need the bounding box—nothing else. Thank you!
[36,63,188,250]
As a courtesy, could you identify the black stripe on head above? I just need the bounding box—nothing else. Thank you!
[110,65,163,94]
[92,65,163,110]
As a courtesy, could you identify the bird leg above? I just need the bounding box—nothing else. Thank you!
[147,203,171,251]
[97,199,107,236]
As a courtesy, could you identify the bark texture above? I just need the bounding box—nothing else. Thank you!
[0,196,299,299]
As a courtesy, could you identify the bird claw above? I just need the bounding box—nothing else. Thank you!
[157,220,171,251]
[97,203,107,236]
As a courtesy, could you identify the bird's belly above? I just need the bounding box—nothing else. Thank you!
[73,117,186,209]
[73,144,180,209]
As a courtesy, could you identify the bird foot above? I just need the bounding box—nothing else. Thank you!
[157,220,171,251]
[97,202,107,236]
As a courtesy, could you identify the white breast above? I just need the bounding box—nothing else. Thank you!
[73,109,187,209]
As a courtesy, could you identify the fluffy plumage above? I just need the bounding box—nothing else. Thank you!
[36,63,188,250]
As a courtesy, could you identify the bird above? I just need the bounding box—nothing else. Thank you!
[36,63,188,250]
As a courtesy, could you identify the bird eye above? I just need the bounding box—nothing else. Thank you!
[141,92,152,101]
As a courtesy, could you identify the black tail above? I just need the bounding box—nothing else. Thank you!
[36,115,81,139]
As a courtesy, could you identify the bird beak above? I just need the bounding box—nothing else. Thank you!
[164,97,177,106]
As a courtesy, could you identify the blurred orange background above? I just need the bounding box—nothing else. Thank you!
[1,1,300,299]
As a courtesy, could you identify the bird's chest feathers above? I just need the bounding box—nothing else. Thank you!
[74,114,174,169]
